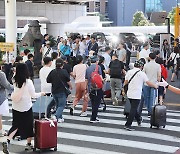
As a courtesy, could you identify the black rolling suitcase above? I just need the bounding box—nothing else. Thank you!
[150,90,166,129]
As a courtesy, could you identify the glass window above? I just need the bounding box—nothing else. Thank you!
[145,0,163,12]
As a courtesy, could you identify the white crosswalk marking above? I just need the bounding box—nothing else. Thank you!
[0,102,180,154]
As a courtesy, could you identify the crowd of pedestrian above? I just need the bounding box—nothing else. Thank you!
[0,33,180,153]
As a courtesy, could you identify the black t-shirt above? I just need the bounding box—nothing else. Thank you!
[109,59,124,79]
[63,63,72,76]
[99,64,105,79]
[47,68,70,94]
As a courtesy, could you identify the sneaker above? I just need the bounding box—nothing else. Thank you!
[148,114,151,118]
[57,118,64,123]
[124,126,135,131]
[25,143,33,151]
[70,107,74,115]
[90,119,99,123]
[80,111,88,117]
[2,142,9,154]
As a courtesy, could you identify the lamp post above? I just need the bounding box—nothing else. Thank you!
[5,0,17,55]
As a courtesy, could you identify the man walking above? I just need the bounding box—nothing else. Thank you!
[109,54,125,105]
[143,53,161,117]
[102,47,111,71]
[124,60,158,131]
[85,55,103,123]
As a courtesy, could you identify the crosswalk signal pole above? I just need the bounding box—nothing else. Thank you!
[174,6,180,39]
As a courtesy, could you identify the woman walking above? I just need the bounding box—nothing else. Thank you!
[2,63,44,154]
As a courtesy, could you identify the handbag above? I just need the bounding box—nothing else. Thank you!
[123,70,140,94]
[56,70,71,96]
[11,84,25,103]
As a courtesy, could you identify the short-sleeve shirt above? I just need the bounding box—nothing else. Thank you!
[125,68,148,99]
[73,64,87,83]
[170,52,180,65]
[47,68,70,94]
[116,49,126,63]
[143,60,161,85]
[85,64,102,91]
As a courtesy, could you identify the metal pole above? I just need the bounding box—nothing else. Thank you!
[5,0,17,56]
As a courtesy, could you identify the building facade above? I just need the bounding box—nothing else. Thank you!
[108,0,177,26]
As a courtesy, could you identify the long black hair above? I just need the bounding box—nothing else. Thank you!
[14,63,29,88]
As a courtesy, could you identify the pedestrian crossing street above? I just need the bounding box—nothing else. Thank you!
[0,102,180,154]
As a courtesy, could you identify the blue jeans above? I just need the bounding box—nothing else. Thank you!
[143,85,156,115]
[53,92,67,119]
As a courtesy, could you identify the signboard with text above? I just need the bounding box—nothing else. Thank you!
[0,42,14,52]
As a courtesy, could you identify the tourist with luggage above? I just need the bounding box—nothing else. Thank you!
[47,58,72,123]
[85,55,103,123]
[143,53,161,117]
[123,60,158,131]
[2,63,45,153]
[39,57,55,118]
[109,54,125,105]
[70,55,88,116]
[0,67,13,138]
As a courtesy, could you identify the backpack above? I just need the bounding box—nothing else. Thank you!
[91,65,103,89]
[110,60,123,78]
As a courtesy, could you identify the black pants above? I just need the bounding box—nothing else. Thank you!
[89,89,103,121]
[46,93,56,118]
[125,99,141,127]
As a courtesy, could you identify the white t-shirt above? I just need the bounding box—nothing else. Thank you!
[143,60,161,85]
[102,52,111,70]
[125,68,148,99]
[23,56,28,63]
[39,66,52,93]
[51,60,56,70]
[139,48,150,63]
[79,42,87,56]
[12,79,41,112]
[73,64,87,83]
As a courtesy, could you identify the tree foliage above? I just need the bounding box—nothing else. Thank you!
[168,7,175,25]
[132,11,154,26]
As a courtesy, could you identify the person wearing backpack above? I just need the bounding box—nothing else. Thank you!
[85,55,103,123]
[109,54,125,105]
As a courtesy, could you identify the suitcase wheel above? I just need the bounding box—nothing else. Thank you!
[163,126,165,128]
[33,148,36,152]
[157,126,159,129]
[54,147,57,151]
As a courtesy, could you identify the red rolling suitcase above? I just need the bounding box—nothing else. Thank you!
[33,96,57,152]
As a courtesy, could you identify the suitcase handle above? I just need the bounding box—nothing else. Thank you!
[38,95,48,120]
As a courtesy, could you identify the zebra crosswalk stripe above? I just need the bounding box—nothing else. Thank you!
[0,103,179,154]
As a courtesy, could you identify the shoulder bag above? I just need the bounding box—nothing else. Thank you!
[123,70,140,94]
[56,70,71,96]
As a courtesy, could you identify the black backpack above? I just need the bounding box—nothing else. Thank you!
[110,60,123,78]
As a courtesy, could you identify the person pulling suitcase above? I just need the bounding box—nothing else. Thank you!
[123,60,158,131]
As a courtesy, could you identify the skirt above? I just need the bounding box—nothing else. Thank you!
[0,99,9,116]
[8,108,34,139]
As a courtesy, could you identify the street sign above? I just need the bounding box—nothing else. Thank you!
[0,42,14,52]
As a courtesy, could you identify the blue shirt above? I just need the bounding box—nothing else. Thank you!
[85,64,102,91]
